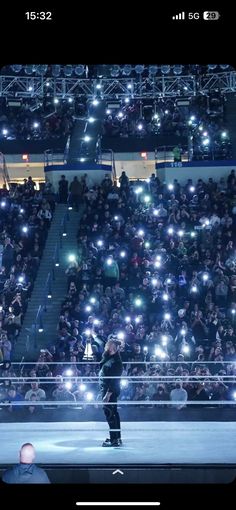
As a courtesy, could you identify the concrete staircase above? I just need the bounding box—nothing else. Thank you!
[14,204,81,361]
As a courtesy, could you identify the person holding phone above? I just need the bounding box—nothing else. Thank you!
[99,338,123,447]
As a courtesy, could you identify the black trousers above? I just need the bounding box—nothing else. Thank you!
[103,393,121,442]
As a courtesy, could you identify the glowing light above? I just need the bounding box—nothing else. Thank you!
[167,227,174,235]
[166,278,172,285]
[143,346,148,354]
[68,97,73,103]
[125,316,131,323]
[86,392,94,401]
[68,254,76,262]
[106,109,111,114]
[151,278,158,286]
[121,379,129,388]
[168,184,174,191]
[92,99,99,106]
[202,138,210,146]
[117,331,125,340]
[164,313,171,321]
[189,186,195,192]
[84,329,91,337]
[137,123,143,131]
[155,346,162,357]
[154,260,161,268]
[66,369,73,377]
[145,241,150,248]
[79,383,87,392]
[88,117,95,123]
[54,98,59,104]
[162,293,169,301]
[93,319,100,326]
[190,231,196,238]
[202,273,209,282]
[125,97,130,103]
[165,110,169,115]
[84,135,91,142]
[2,129,8,136]
[153,209,159,216]
[106,258,113,266]
[85,305,92,312]
[177,230,184,237]
[190,115,196,121]
[191,285,198,293]
[114,215,119,221]
[118,111,124,118]
[203,131,208,137]
[127,83,132,89]
[97,240,103,247]
[233,391,236,400]
[144,195,151,203]
[135,316,141,324]
[138,229,144,237]
[180,328,186,336]
[120,250,126,258]
[22,226,28,233]
[231,309,236,315]
[33,122,39,129]
[18,276,24,283]
[90,297,96,304]
[96,83,102,89]
[1,201,6,207]
[134,298,142,307]
[65,381,72,390]
[182,344,190,354]
[135,186,143,195]
[162,335,168,346]
[221,131,227,138]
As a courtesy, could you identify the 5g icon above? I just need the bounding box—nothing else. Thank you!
[188,12,200,19]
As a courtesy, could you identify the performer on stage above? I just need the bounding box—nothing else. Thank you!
[99,338,123,447]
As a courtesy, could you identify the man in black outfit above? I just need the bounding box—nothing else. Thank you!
[58,175,68,203]
[99,339,123,447]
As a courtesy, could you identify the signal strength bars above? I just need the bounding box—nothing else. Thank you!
[172,12,185,20]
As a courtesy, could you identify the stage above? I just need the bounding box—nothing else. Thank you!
[1,421,236,465]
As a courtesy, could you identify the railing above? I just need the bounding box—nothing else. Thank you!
[44,149,64,167]
[99,149,117,183]
[155,145,189,166]
[0,152,10,188]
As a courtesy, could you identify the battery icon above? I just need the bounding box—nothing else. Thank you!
[203,11,220,20]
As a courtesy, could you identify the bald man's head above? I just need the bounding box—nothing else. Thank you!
[19,443,36,464]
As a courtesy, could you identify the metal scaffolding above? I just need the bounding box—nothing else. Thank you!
[0,71,236,100]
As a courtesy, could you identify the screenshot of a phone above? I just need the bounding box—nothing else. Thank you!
[0,5,235,509]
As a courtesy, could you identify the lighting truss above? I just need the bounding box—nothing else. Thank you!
[0,72,236,99]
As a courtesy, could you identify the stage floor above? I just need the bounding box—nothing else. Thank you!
[0,421,236,465]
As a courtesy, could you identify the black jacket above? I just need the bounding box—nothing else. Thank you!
[99,351,123,396]
[2,463,50,484]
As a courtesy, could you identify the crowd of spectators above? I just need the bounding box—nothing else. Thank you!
[1,168,236,414]
[0,101,75,141]
[0,177,54,363]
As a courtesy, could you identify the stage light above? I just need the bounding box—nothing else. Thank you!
[86,392,94,401]
[164,313,171,320]
[68,254,76,262]
[177,230,184,237]
[84,135,91,142]
[93,319,100,326]
[92,99,99,106]
[33,122,39,128]
[120,251,126,258]
[125,316,131,323]
[168,183,174,191]
[202,138,210,146]
[88,117,95,123]
[46,81,50,87]
[127,83,132,89]
[79,383,87,392]
[161,65,171,74]
[96,83,102,89]
[173,65,183,75]
[125,97,130,103]
[2,129,8,136]
[68,97,73,103]
[28,86,33,92]
[191,285,198,293]
[162,293,169,301]
[144,195,151,203]
[149,65,158,75]
[85,305,92,312]
[120,379,129,388]
[162,335,168,346]
[135,186,143,195]
[190,231,196,238]
[90,297,96,304]
[80,158,85,162]
[167,227,174,235]
[110,65,120,77]
[202,273,209,282]
[135,65,145,74]
[106,258,113,266]
[117,331,125,340]
[84,329,91,336]
[97,240,103,247]
[138,229,144,237]
[123,64,132,76]
[75,65,85,76]
[106,109,111,114]
[65,369,73,377]
[182,344,190,354]
[134,298,142,307]
[1,201,6,208]
[54,98,59,104]
[145,241,151,248]
[189,186,195,192]
[22,226,28,233]
[151,278,158,286]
